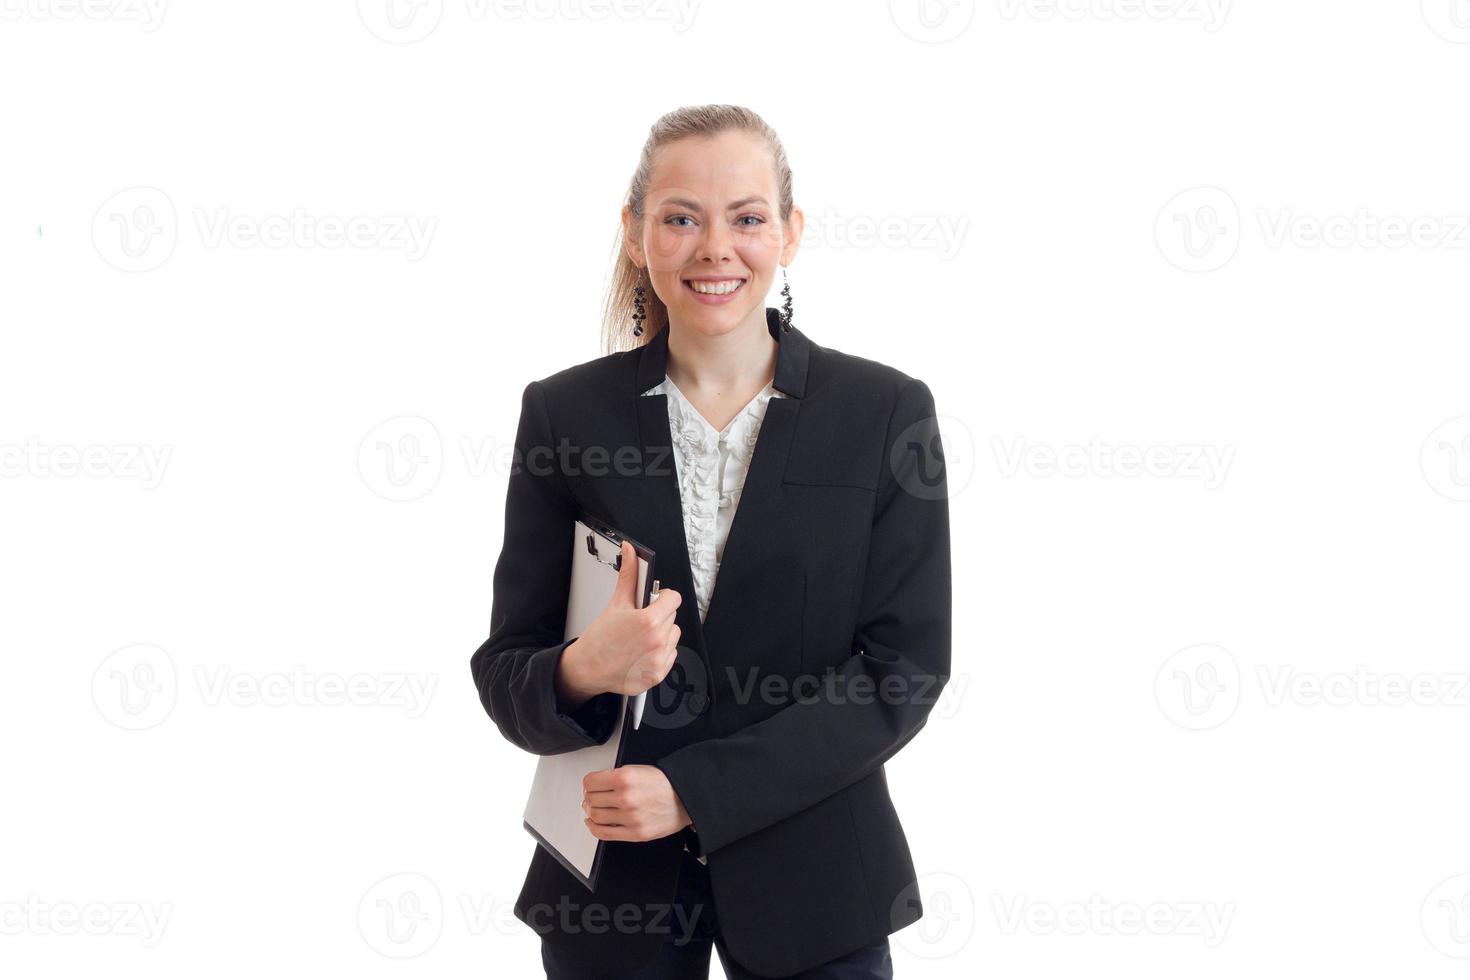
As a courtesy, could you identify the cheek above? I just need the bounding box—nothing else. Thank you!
[736,232,781,270]
[746,221,786,255]
[650,270,685,303]
[646,226,693,270]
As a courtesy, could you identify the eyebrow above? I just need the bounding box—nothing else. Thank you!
[659,195,769,213]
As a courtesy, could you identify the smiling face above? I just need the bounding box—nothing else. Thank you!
[625,129,802,339]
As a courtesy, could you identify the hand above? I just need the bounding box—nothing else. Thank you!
[557,541,682,706]
[582,765,691,843]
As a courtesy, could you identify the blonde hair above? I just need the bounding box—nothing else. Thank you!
[600,104,795,356]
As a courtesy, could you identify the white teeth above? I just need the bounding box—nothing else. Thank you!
[687,279,744,295]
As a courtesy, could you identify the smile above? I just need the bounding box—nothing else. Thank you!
[683,278,746,296]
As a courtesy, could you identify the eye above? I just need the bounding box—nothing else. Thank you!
[665,215,695,228]
[737,215,765,227]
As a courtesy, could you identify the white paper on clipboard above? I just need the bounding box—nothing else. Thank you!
[520,514,655,891]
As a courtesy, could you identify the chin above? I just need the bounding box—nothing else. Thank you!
[679,303,757,335]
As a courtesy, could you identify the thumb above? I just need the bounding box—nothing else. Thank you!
[610,540,639,606]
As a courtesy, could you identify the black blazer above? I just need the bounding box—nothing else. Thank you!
[470,307,952,977]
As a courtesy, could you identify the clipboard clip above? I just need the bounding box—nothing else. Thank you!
[586,532,624,571]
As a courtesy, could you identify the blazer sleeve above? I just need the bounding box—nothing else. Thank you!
[654,378,952,855]
[470,380,624,756]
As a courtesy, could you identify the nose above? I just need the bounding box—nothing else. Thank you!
[693,214,737,267]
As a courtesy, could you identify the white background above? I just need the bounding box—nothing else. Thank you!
[4,1,1470,977]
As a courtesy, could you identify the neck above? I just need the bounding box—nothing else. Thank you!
[664,308,778,397]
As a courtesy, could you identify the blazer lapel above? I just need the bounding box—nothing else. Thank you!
[633,307,812,659]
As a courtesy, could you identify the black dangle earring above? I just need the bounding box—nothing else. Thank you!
[779,265,794,332]
[632,266,648,338]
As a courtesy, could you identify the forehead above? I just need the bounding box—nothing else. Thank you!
[646,131,776,201]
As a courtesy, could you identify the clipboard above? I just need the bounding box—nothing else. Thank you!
[520,511,657,892]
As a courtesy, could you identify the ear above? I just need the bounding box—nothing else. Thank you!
[620,204,644,268]
[781,204,805,265]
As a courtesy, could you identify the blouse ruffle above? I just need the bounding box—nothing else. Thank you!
[641,375,787,622]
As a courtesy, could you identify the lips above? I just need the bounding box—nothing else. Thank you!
[681,277,747,305]
[683,277,747,296]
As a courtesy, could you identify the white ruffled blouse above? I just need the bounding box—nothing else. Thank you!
[640,374,788,624]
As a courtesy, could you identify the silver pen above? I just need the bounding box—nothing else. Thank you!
[632,579,659,730]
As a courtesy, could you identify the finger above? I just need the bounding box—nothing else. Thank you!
[582,799,623,822]
[585,817,643,842]
[609,541,638,607]
[646,586,681,619]
[582,769,620,793]
[584,787,623,805]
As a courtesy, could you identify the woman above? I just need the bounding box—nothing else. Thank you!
[471,105,952,979]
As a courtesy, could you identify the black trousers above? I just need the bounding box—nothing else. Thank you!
[540,849,894,979]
